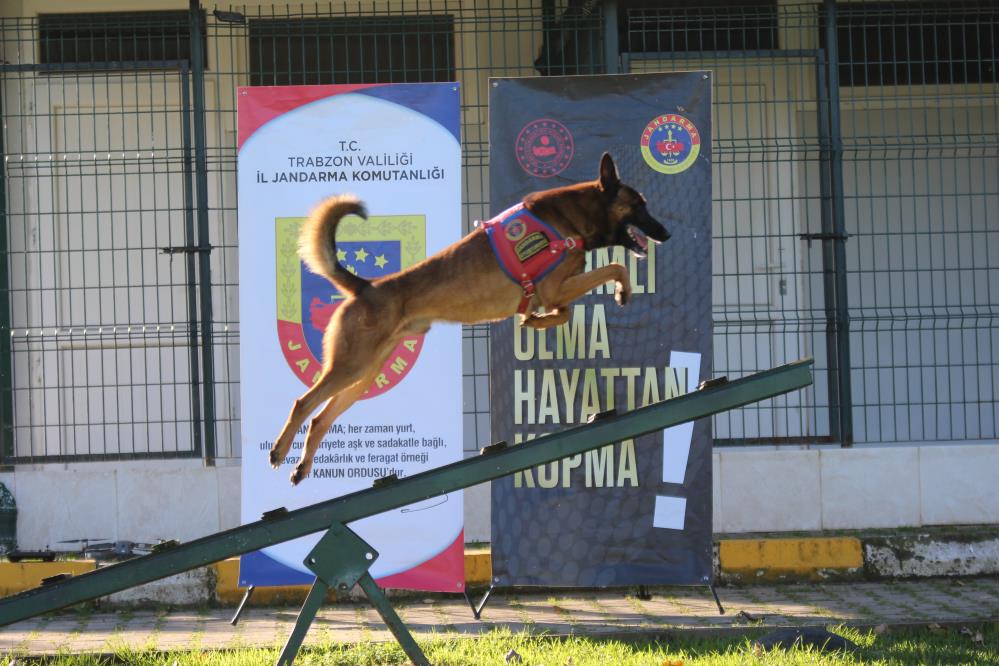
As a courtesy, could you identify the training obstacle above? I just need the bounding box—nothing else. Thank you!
[0,358,813,665]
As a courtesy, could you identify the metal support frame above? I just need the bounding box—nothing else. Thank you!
[189,0,217,462]
[626,40,855,448]
[0,359,812,664]
[602,0,620,74]
[0,89,13,461]
[463,584,496,620]
[821,0,854,447]
[0,53,202,465]
[179,62,205,459]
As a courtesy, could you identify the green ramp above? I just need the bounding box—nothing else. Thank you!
[0,358,813,665]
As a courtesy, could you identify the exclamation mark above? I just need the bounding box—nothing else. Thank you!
[652,350,701,531]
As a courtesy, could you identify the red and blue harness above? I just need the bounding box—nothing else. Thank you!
[480,203,583,315]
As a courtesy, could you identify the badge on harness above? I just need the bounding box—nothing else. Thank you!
[514,231,550,262]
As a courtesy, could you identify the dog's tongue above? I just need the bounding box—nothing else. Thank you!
[630,225,649,252]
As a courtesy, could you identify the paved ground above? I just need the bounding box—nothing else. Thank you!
[1,577,997,656]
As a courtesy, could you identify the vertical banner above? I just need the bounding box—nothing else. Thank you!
[237,83,464,592]
[489,73,713,586]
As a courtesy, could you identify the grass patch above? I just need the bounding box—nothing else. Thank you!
[7,623,998,665]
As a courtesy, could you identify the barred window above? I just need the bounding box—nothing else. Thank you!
[622,0,778,54]
[39,10,205,69]
[248,15,455,86]
[822,1,999,86]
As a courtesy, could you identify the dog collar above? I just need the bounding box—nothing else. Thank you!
[480,203,584,315]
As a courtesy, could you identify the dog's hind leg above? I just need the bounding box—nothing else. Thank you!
[269,380,340,469]
[291,344,397,485]
[291,375,371,485]
[270,299,382,470]
[269,350,373,469]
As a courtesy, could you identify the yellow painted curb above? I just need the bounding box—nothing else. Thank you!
[0,552,493,603]
[1,541,864,599]
[0,561,97,597]
[465,551,491,585]
[719,537,863,580]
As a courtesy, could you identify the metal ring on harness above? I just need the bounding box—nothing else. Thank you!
[550,237,578,253]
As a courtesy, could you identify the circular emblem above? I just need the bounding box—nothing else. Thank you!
[504,218,527,241]
[641,114,701,174]
[515,118,574,178]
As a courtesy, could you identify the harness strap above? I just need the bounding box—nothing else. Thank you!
[517,279,537,315]
[520,236,582,313]
[479,204,583,316]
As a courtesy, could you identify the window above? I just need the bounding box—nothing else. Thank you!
[622,0,778,54]
[823,2,998,86]
[39,10,205,69]
[248,15,455,86]
[534,0,603,76]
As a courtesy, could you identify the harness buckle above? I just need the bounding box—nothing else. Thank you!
[549,237,579,253]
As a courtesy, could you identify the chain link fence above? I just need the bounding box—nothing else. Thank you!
[0,1,995,464]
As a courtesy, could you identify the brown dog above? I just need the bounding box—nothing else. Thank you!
[272,153,669,484]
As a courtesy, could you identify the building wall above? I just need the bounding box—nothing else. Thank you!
[4,442,999,549]
[0,1,996,549]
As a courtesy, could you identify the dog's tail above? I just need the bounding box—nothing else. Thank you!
[298,194,369,296]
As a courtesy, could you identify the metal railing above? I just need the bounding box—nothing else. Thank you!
[626,0,998,446]
[0,1,995,463]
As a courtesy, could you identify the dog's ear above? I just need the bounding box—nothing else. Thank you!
[598,152,620,193]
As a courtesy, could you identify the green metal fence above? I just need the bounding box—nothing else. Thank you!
[0,1,995,464]
[625,0,998,445]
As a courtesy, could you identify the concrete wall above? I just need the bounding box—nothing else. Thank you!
[713,443,999,534]
[0,460,240,548]
[3,443,997,549]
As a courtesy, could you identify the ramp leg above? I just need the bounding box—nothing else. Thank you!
[709,583,725,615]
[357,572,430,666]
[276,578,329,666]
[464,584,496,620]
[274,521,429,666]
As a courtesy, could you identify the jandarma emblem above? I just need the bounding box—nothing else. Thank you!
[641,113,701,174]
[504,218,528,241]
[274,214,426,396]
[515,118,574,178]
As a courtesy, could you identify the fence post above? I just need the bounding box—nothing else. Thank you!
[822,0,854,446]
[0,91,13,461]
[602,0,620,74]
[190,0,217,462]
[180,62,205,458]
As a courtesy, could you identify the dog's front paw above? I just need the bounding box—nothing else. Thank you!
[269,448,284,469]
[615,281,632,306]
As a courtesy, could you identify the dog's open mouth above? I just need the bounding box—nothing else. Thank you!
[626,224,650,258]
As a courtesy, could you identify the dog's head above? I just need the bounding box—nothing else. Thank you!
[591,153,670,257]
[529,154,670,257]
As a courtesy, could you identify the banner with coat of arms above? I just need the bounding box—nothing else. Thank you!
[275,214,427,393]
[236,83,464,591]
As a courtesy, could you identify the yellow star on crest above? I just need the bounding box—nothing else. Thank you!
[336,248,347,262]
[354,247,369,263]
[374,254,388,269]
